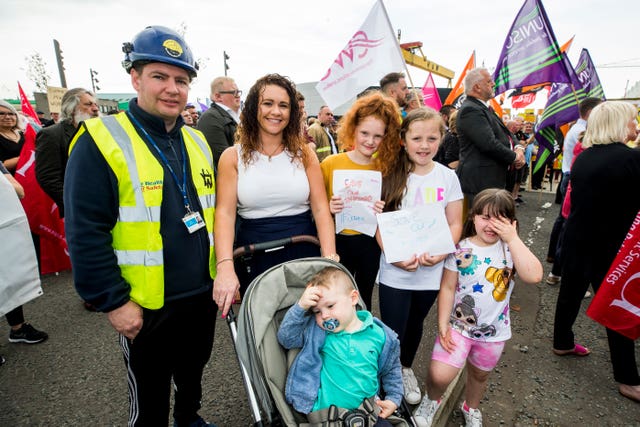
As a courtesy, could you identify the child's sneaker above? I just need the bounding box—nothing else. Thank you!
[461,401,483,427]
[413,397,440,427]
[401,367,421,404]
[8,323,48,344]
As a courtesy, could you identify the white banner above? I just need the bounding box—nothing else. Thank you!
[315,0,405,110]
[0,174,42,317]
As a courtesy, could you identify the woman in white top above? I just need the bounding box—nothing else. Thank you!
[213,74,336,316]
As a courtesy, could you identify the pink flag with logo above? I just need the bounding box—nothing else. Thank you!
[315,0,405,109]
[421,73,442,111]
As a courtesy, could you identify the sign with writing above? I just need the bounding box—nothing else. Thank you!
[47,86,67,113]
[332,169,381,237]
[376,204,455,263]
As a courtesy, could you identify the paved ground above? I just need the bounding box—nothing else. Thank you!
[1,189,638,426]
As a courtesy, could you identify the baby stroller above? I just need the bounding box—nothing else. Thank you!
[228,236,416,426]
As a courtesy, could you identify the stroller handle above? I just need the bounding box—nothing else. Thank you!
[232,234,321,258]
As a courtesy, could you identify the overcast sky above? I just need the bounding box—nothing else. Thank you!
[2,0,638,108]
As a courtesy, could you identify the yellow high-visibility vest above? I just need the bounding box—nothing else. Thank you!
[70,113,216,309]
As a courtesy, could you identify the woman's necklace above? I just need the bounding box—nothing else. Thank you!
[261,143,284,161]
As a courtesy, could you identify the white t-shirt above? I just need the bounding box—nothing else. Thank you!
[378,163,463,290]
[444,238,514,342]
[236,145,310,219]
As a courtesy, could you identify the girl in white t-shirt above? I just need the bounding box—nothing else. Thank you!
[414,188,542,427]
[376,107,463,406]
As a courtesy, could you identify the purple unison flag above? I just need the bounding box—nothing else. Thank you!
[536,49,605,131]
[532,49,606,173]
[575,48,605,100]
[493,0,574,95]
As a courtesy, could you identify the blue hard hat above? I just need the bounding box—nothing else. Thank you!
[122,25,198,77]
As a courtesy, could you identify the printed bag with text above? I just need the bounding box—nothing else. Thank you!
[586,210,640,340]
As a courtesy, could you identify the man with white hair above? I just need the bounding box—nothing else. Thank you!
[197,76,241,168]
[35,88,100,217]
[456,68,525,210]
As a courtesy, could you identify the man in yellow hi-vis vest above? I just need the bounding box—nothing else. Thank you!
[64,26,218,427]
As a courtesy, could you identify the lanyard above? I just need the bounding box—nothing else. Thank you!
[127,112,192,213]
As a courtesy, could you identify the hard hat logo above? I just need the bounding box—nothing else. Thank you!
[162,39,183,58]
[123,25,198,78]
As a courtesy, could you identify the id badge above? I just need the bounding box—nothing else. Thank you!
[182,211,206,234]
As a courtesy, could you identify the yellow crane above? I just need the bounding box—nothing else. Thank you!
[399,41,455,87]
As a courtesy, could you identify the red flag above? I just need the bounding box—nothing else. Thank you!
[13,124,70,274]
[444,51,475,106]
[18,82,42,126]
[510,92,537,109]
[586,211,640,340]
[421,73,442,111]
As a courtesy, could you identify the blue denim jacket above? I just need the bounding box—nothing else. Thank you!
[277,304,403,414]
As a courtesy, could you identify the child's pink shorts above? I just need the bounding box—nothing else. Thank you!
[431,328,505,371]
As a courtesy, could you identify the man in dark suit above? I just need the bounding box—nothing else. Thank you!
[456,68,525,210]
[197,76,241,169]
[35,88,100,218]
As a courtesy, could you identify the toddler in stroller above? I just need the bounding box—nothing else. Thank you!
[236,258,413,426]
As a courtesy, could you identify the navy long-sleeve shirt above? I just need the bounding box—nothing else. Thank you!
[64,99,212,312]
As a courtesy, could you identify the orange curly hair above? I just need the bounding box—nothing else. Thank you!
[336,91,402,176]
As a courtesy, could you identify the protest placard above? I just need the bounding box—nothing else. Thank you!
[332,169,381,236]
[377,204,455,263]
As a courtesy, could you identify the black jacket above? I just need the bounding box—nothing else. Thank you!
[35,119,77,217]
[456,96,517,196]
[196,103,237,169]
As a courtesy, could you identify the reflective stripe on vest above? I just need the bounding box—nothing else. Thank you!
[77,113,216,309]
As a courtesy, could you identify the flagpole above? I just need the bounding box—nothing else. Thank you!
[569,83,581,105]
[378,0,421,103]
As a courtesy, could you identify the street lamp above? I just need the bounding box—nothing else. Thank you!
[53,39,67,88]
[90,68,100,93]
[223,51,230,76]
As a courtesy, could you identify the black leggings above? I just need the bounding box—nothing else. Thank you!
[336,233,380,312]
[378,284,438,367]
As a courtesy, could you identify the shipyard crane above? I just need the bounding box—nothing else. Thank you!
[399,39,455,87]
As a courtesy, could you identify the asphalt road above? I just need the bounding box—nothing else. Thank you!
[1,189,638,426]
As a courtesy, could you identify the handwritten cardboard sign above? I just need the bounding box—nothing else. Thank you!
[332,170,381,237]
[377,204,455,263]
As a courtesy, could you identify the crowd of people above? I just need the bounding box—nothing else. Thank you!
[2,23,639,427]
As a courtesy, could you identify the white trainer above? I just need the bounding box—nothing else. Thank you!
[413,397,440,427]
[401,367,421,405]
[461,402,483,427]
